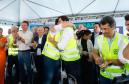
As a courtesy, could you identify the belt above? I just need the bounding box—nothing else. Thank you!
[18,49,30,52]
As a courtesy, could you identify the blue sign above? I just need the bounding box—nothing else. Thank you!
[74,22,97,29]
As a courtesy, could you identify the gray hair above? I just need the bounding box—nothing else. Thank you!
[11,26,18,31]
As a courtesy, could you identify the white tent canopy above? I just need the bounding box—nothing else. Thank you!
[0,0,129,23]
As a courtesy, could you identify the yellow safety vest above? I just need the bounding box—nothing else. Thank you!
[42,27,80,61]
[42,32,60,60]
[8,34,18,56]
[124,37,129,75]
[124,63,129,75]
[98,33,126,79]
[59,27,80,61]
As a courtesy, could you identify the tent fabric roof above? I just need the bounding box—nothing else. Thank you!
[0,0,129,23]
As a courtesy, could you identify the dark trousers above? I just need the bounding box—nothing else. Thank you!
[6,55,19,84]
[62,59,83,84]
[18,50,32,84]
[33,55,43,84]
[81,55,99,84]
[42,56,60,84]
[100,75,112,84]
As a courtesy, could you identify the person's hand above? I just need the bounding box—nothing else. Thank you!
[50,26,56,33]
[99,61,108,69]
[31,41,37,48]
[48,35,55,43]
[48,35,57,47]
[13,39,16,44]
[94,57,103,65]
[82,51,88,55]
[16,34,25,43]
[16,33,21,40]
[13,40,17,47]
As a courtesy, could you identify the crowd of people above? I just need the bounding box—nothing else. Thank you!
[0,15,129,84]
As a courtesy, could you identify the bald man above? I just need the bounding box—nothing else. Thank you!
[6,26,19,84]
[32,27,47,84]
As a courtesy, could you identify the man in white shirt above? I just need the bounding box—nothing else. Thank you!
[91,22,102,45]
[17,21,33,84]
[119,15,129,77]
[123,14,129,60]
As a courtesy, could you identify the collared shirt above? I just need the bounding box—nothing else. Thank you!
[94,32,99,38]
[94,32,116,49]
[118,35,129,64]
[37,36,42,55]
[38,36,42,44]
[94,33,129,64]
[17,30,33,50]
[107,32,116,47]
[119,35,129,64]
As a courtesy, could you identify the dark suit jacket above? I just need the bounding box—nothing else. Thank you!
[91,32,102,46]
[34,34,47,51]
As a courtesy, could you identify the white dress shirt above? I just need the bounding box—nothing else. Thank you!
[38,37,42,44]
[17,30,33,50]
[94,33,129,63]
[119,35,129,64]
[37,36,42,55]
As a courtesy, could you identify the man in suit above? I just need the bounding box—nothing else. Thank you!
[91,22,102,84]
[44,26,49,35]
[91,22,102,45]
[32,27,47,84]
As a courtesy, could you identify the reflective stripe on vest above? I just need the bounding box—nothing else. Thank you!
[8,34,18,56]
[59,27,80,61]
[42,43,60,60]
[8,52,18,55]
[8,48,18,50]
[61,48,80,61]
[125,63,129,75]
[42,32,60,60]
[98,33,125,79]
